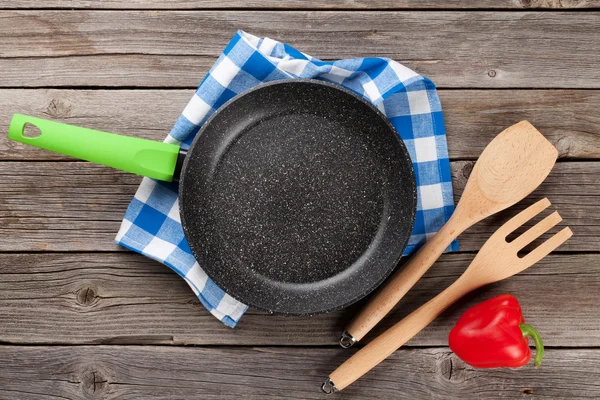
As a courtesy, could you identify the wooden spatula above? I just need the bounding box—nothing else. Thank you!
[339,121,558,348]
[324,198,572,393]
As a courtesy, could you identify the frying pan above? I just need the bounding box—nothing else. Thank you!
[8,79,417,315]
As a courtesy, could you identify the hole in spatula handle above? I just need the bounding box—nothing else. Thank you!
[23,123,43,138]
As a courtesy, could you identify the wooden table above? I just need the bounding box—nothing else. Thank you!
[1,1,599,399]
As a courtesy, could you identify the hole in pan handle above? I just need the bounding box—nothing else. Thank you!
[8,114,182,182]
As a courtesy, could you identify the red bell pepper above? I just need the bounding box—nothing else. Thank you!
[448,294,544,368]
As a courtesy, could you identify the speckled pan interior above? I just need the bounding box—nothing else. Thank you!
[179,79,416,315]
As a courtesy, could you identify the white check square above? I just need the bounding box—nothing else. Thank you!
[279,59,309,76]
[216,293,245,318]
[182,94,212,125]
[322,65,355,83]
[143,237,177,261]
[363,80,381,101]
[407,90,432,115]
[211,56,240,88]
[258,38,277,55]
[390,61,419,81]
[413,136,438,162]
[115,219,132,242]
[185,262,208,293]
[167,198,181,223]
[419,183,444,210]
[134,178,156,203]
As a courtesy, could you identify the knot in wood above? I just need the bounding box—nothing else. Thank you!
[438,352,469,383]
[462,162,474,180]
[45,98,72,118]
[81,369,108,397]
[488,69,497,78]
[555,135,574,158]
[521,387,534,395]
[519,0,584,8]
[76,286,97,306]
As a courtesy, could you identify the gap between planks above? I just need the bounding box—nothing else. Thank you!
[2,0,600,10]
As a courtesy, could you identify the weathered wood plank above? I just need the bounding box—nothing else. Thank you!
[0,252,597,346]
[0,11,598,88]
[0,54,206,88]
[0,163,137,252]
[441,90,600,160]
[3,0,599,9]
[451,160,600,251]
[0,345,598,399]
[2,89,599,160]
[0,161,595,252]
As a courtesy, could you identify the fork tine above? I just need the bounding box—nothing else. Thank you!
[511,211,562,250]
[522,227,573,266]
[497,198,551,238]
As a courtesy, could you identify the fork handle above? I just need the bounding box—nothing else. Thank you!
[343,217,465,345]
[329,279,471,392]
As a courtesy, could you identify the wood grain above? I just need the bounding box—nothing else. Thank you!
[3,0,599,9]
[0,161,594,252]
[0,11,598,88]
[0,252,597,346]
[1,345,599,399]
[2,89,599,160]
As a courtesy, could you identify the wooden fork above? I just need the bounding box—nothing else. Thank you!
[323,198,572,393]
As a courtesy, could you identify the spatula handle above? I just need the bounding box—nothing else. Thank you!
[329,279,469,392]
[341,217,465,346]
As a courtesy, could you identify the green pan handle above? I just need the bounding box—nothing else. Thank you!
[8,114,180,182]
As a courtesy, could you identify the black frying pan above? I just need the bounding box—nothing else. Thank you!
[8,79,417,315]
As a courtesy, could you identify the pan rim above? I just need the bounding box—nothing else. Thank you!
[179,78,417,316]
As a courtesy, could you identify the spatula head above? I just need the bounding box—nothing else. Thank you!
[457,121,558,223]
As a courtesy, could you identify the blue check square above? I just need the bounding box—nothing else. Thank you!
[134,205,168,236]
[243,52,277,81]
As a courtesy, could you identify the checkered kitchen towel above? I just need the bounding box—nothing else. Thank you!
[116,30,457,328]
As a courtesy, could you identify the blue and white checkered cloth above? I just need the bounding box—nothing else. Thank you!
[116,30,457,328]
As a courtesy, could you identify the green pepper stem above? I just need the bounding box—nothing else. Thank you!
[520,323,544,367]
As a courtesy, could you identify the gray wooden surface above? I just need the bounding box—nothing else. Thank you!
[0,3,598,400]
[1,346,599,399]
[0,11,598,88]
